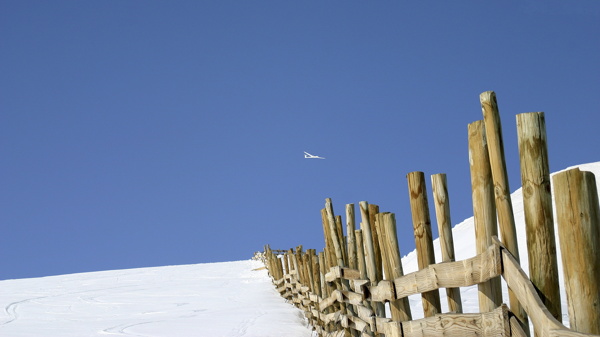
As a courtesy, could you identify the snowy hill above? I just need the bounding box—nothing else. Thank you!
[0,260,313,337]
[1,162,598,336]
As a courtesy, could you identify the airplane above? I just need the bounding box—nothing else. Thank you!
[304,151,325,159]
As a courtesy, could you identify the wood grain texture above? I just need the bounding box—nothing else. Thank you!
[346,204,358,270]
[517,112,562,326]
[401,304,510,337]
[407,171,441,317]
[376,212,412,321]
[431,173,463,313]
[468,120,502,312]
[480,91,528,332]
[553,169,600,335]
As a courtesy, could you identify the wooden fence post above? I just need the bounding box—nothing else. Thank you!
[335,215,348,266]
[321,208,336,270]
[377,212,412,321]
[553,168,600,334]
[346,204,358,270]
[431,173,463,313]
[359,201,386,318]
[406,171,441,317]
[468,120,502,312]
[480,91,529,332]
[325,200,345,267]
[516,112,562,326]
[368,203,384,282]
[355,229,367,280]
[318,251,327,299]
[326,198,358,334]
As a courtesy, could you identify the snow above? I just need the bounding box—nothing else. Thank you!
[0,260,313,337]
[1,161,599,336]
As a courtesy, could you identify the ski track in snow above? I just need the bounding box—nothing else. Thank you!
[0,260,315,337]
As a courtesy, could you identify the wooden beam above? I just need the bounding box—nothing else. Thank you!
[393,243,502,299]
[401,304,510,337]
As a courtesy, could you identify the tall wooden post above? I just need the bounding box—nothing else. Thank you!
[368,203,383,282]
[325,198,357,331]
[468,121,502,312]
[480,91,529,332]
[359,201,386,318]
[335,215,348,266]
[322,208,336,270]
[376,212,412,321]
[516,112,561,326]
[346,204,358,270]
[355,229,367,280]
[325,199,345,267]
[431,173,463,313]
[318,251,327,299]
[406,171,441,317]
[553,168,600,334]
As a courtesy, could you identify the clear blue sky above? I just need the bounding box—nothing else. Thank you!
[1,1,599,280]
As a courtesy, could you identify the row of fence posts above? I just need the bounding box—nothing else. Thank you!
[263,91,600,336]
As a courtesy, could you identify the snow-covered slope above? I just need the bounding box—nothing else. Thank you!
[0,260,313,337]
[1,162,598,336]
[400,161,600,325]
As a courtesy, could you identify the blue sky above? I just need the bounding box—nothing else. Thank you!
[1,1,599,280]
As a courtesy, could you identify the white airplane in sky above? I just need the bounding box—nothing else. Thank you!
[304,151,325,159]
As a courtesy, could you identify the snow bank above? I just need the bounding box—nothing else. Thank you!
[0,260,313,337]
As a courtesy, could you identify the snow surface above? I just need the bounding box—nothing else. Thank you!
[0,260,314,337]
[1,161,599,336]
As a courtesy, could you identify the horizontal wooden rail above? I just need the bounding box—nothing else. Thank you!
[321,242,502,303]
[397,304,509,337]
[266,238,600,337]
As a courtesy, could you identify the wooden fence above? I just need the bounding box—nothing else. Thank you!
[262,91,600,337]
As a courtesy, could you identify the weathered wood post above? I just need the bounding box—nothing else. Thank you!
[296,245,306,287]
[282,251,291,276]
[355,229,367,281]
[406,171,441,317]
[355,228,375,337]
[368,203,384,282]
[359,201,386,318]
[318,251,327,299]
[516,112,562,327]
[376,212,412,321]
[334,215,347,266]
[326,199,346,268]
[553,168,600,334]
[306,249,316,294]
[346,204,358,270]
[325,198,357,335]
[480,91,529,332]
[468,120,502,312]
[430,173,463,313]
[321,209,336,270]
